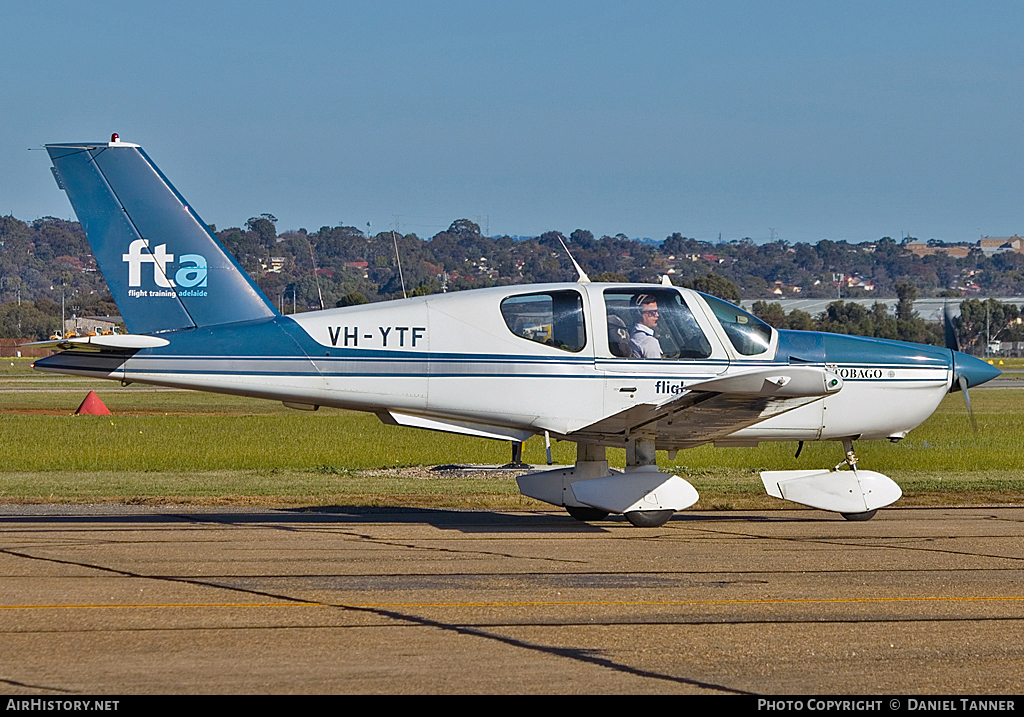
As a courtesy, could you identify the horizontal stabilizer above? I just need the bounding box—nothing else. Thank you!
[22,334,170,353]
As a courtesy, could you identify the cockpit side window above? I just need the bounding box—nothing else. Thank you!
[701,294,773,355]
[603,289,712,359]
[500,290,586,352]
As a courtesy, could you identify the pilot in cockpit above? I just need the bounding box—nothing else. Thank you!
[630,294,663,359]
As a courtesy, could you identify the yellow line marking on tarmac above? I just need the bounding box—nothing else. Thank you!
[0,603,313,610]
[1,596,1023,610]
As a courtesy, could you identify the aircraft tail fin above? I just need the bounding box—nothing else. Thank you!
[46,137,277,334]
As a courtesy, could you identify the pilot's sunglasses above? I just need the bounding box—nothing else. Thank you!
[642,309,659,316]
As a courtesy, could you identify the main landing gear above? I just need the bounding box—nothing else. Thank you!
[516,439,699,528]
[623,509,675,527]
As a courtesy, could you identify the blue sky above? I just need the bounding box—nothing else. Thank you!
[3,1,1023,244]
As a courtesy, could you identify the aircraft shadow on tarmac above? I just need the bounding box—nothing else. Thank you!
[0,506,824,533]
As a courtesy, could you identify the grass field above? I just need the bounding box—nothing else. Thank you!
[1,357,1022,509]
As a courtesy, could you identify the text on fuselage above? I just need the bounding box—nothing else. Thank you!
[328,326,426,348]
[655,380,688,395]
[833,367,885,380]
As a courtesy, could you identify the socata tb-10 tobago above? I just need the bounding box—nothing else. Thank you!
[33,135,1000,526]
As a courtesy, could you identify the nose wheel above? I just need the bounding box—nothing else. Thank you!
[837,439,877,522]
[624,509,674,527]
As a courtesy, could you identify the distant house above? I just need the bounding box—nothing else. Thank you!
[979,236,1024,256]
[62,315,122,336]
[344,261,369,278]
[843,275,875,291]
[771,281,802,295]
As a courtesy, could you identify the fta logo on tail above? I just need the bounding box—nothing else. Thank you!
[122,239,207,289]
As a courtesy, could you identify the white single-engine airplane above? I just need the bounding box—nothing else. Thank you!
[33,136,1001,526]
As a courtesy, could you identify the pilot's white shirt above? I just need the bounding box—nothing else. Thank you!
[630,323,662,359]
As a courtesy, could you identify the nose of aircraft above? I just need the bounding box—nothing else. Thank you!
[952,351,1002,390]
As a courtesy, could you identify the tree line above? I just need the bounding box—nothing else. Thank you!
[0,213,1020,349]
[750,288,1021,352]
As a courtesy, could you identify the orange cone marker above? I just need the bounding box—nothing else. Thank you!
[75,391,111,416]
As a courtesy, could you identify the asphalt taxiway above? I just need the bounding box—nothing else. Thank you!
[1,504,1022,694]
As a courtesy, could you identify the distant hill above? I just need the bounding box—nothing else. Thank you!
[3,213,1022,340]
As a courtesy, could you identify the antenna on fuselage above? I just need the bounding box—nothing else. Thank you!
[556,236,590,283]
[306,236,325,310]
[392,216,407,299]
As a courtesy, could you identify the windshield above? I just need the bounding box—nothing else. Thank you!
[701,294,773,355]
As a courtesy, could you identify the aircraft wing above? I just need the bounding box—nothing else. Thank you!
[568,366,842,449]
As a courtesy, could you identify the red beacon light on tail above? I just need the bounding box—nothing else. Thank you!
[106,133,139,148]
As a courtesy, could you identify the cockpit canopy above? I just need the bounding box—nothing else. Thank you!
[497,284,774,360]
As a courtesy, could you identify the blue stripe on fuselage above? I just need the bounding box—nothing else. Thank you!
[35,318,955,382]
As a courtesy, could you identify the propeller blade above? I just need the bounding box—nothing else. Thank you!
[958,375,978,433]
[944,302,960,352]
